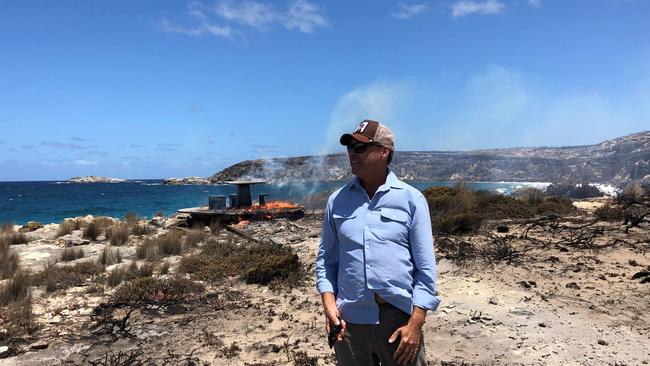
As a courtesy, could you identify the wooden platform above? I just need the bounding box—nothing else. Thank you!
[178,206,305,225]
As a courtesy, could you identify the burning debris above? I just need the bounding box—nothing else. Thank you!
[178,180,305,226]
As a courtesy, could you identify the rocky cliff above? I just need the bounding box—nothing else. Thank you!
[210,131,650,186]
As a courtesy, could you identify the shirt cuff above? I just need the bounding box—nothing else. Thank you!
[317,280,335,294]
[412,291,441,311]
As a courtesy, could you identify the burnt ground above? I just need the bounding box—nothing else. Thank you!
[2,206,650,366]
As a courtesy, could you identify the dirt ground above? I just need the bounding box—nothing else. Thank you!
[2,203,650,366]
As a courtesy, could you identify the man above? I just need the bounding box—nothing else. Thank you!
[316,119,440,366]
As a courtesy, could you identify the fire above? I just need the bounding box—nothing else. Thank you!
[260,200,297,209]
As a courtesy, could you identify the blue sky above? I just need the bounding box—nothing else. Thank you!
[1,0,649,181]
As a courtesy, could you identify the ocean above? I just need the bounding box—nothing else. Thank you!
[0,180,548,225]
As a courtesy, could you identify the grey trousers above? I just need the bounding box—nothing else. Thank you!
[334,302,427,366]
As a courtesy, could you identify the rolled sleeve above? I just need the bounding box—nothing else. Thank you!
[409,195,440,311]
[316,199,339,294]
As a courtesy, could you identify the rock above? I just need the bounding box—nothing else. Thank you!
[19,221,44,233]
[496,225,509,233]
[67,176,126,183]
[0,346,9,357]
[163,213,191,229]
[163,176,211,185]
[597,339,608,346]
[538,322,547,327]
[30,342,49,350]
[488,297,499,305]
[566,282,581,290]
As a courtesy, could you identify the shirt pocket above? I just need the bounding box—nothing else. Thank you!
[332,213,358,242]
[376,207,410,244]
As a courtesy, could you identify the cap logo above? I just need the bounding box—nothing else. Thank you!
[354,121,368,134]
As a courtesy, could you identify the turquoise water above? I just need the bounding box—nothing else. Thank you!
[0,180,545,225]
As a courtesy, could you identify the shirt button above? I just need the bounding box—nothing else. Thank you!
[365,245,369,249]
[366,265,370,269]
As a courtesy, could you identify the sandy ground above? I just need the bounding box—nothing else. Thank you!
[2,208,650,366]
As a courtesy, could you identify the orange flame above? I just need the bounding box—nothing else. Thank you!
[260,200,298,209]
[235,220,250,227]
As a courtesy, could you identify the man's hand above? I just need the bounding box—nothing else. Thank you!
[321,292,346,343]
[388,306,426,365]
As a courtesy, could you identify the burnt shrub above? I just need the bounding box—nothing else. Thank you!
[33,262,104,292]
[179,240,306,287]
[536,196,575,215]
[61,247,84,262]
[435,236,477,263]
[111,276,204,308]
[594,203,626,222]
[545,182,603,199]
[1,236,20,279]
[106,223,130,246]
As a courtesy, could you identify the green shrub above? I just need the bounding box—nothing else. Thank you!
[536,196,575,215]
[434,213,483,235]
[594,203,625,222]
[111,277,204,307]
[179,241,305,287]
[107,262,154,287]
[545,182,602,199]
[474,191,535,219]
[107,224,130,246]
[61,247,84,262]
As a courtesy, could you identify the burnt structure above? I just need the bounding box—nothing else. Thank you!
[178,180,305,225]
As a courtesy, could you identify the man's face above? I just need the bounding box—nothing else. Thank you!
[346,141,388,177]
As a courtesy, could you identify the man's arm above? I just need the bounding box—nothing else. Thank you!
[315,199,346,339]
[408,195,440,311]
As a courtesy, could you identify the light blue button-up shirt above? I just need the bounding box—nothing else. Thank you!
[316,170,440,324]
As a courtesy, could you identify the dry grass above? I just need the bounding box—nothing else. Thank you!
[184,228,206,248]
[1,236,20,279]
[111,276,204,308]
[106,223,130,246]
[159,260,170,275]
[98,246,122,266]
[83,220,102,241]
[131,223,155,236]
[124,212,140,226]
[107,261,154,287]
[136,240,159,261]
[1,223,30,244]
[61,247,84,262]
[33,262,104,292]
[57,219,83,237]
[0,269,36,340]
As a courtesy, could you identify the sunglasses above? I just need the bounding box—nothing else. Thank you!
[346,142,382,154]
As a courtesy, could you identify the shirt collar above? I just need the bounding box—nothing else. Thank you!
[349,169,404,192]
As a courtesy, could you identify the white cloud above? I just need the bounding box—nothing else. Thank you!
[160,18,234,39]
[284,0,328,33]
[160,0,326,40]
[528,0,541,7]
[392,3,427,20]
[215,1,277,29]
[74,160,98,166]
[451,0,505,17]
